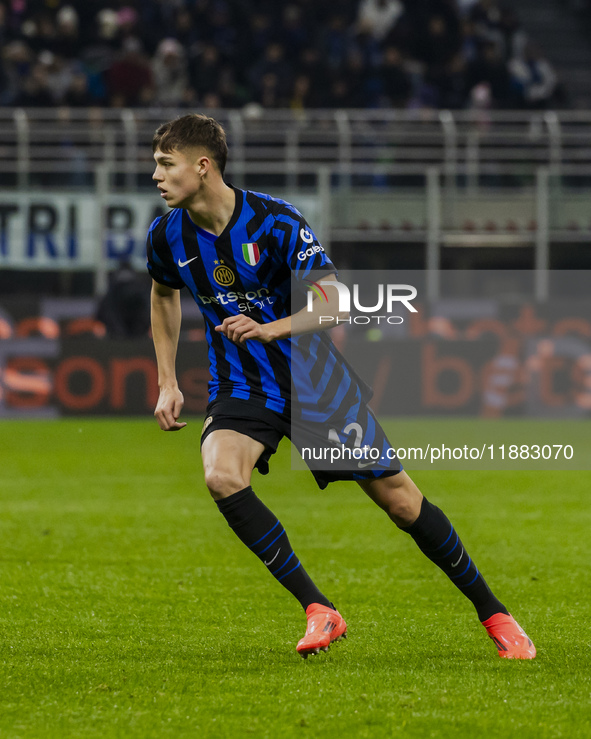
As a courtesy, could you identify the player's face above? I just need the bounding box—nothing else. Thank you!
[152,148,204,208]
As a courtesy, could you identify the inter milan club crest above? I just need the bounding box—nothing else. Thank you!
[242,242,260,266]
[213,260,235,286]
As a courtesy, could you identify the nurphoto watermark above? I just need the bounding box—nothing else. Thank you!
[290,270,591,472]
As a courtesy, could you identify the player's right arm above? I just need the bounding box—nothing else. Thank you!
[151,279,187,431]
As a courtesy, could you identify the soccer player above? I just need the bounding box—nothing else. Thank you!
[147,113,536,660]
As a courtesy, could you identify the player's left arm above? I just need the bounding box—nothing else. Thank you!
[215,274,345,343]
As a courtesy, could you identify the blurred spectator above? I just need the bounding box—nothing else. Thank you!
[106,37,153,107]
[421,51,468,110]
[1,40,33,105]
[255,72,286,108]
[245,12,274,61]
[152,38,189,107]
[279,4,310,54]
[355,26,382,69]
[0,0,565,112]
[290,74,313,110]
[341,49,372,107]
[22,10,58,55]
[206,1,238,58]
[460,18,481,63]
[457,0,481,14]
[96,8,120,45]
[173,7,201,49]
[497,8,527,60]
[0,2,9,48]
[466,40,517,108]
[509,43,558,109]
[190,44,224,103]
[322,14,351,70]
[469,0,502,33]
[216,65,240,108]
[63,71,94,107]
[326,76,353,108]
[297,47,330,103]
[379,46,412,107]
[55,5,82,59]
[414,14,461,70]
[78,9,121,106]
[14,61,54,106]
[96,260,151,339]
[357,0,404,42]
[201,91,223,109]
[38,50,75,103]
[250,42,293,93]
[117,6,140,41]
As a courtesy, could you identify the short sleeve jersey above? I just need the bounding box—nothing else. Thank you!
[147,187,369,419]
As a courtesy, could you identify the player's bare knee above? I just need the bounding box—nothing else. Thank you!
[387,497,420,528]
[204,468,248,500]
[382,481,422,526]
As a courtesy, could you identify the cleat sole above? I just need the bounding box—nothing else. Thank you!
[299,632,348,658]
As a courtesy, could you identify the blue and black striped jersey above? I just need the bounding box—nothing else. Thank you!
[146,186,370,418]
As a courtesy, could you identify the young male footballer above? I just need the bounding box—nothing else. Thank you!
[147,113,536,660]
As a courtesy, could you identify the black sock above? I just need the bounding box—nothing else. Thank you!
[403,497,509,622]
[216,486,332,611]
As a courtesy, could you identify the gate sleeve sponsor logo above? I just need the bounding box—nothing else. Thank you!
[297,244,325,261]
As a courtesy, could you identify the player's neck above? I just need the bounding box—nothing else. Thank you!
[186,180,235,237]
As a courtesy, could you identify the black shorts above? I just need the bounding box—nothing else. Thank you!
[200,396,402,490]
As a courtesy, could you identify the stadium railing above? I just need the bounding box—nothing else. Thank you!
[1,108,591,299]
[2,107,591,184]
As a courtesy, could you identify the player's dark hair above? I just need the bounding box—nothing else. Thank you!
[152,114,228,176]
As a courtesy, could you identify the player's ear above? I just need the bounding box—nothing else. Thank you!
[196,156,211,177]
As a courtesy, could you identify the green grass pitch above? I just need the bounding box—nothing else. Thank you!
[0,419,589,738]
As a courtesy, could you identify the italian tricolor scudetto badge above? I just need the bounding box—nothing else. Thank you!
[242,242,260,266]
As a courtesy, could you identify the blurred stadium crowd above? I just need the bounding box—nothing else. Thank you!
[0,0,562,111]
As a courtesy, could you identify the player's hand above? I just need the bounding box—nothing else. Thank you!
[154,385,187,431]
[215,315,273,344]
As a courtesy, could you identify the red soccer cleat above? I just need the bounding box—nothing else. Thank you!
[482,613,536,659]
[296,603,347,659]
